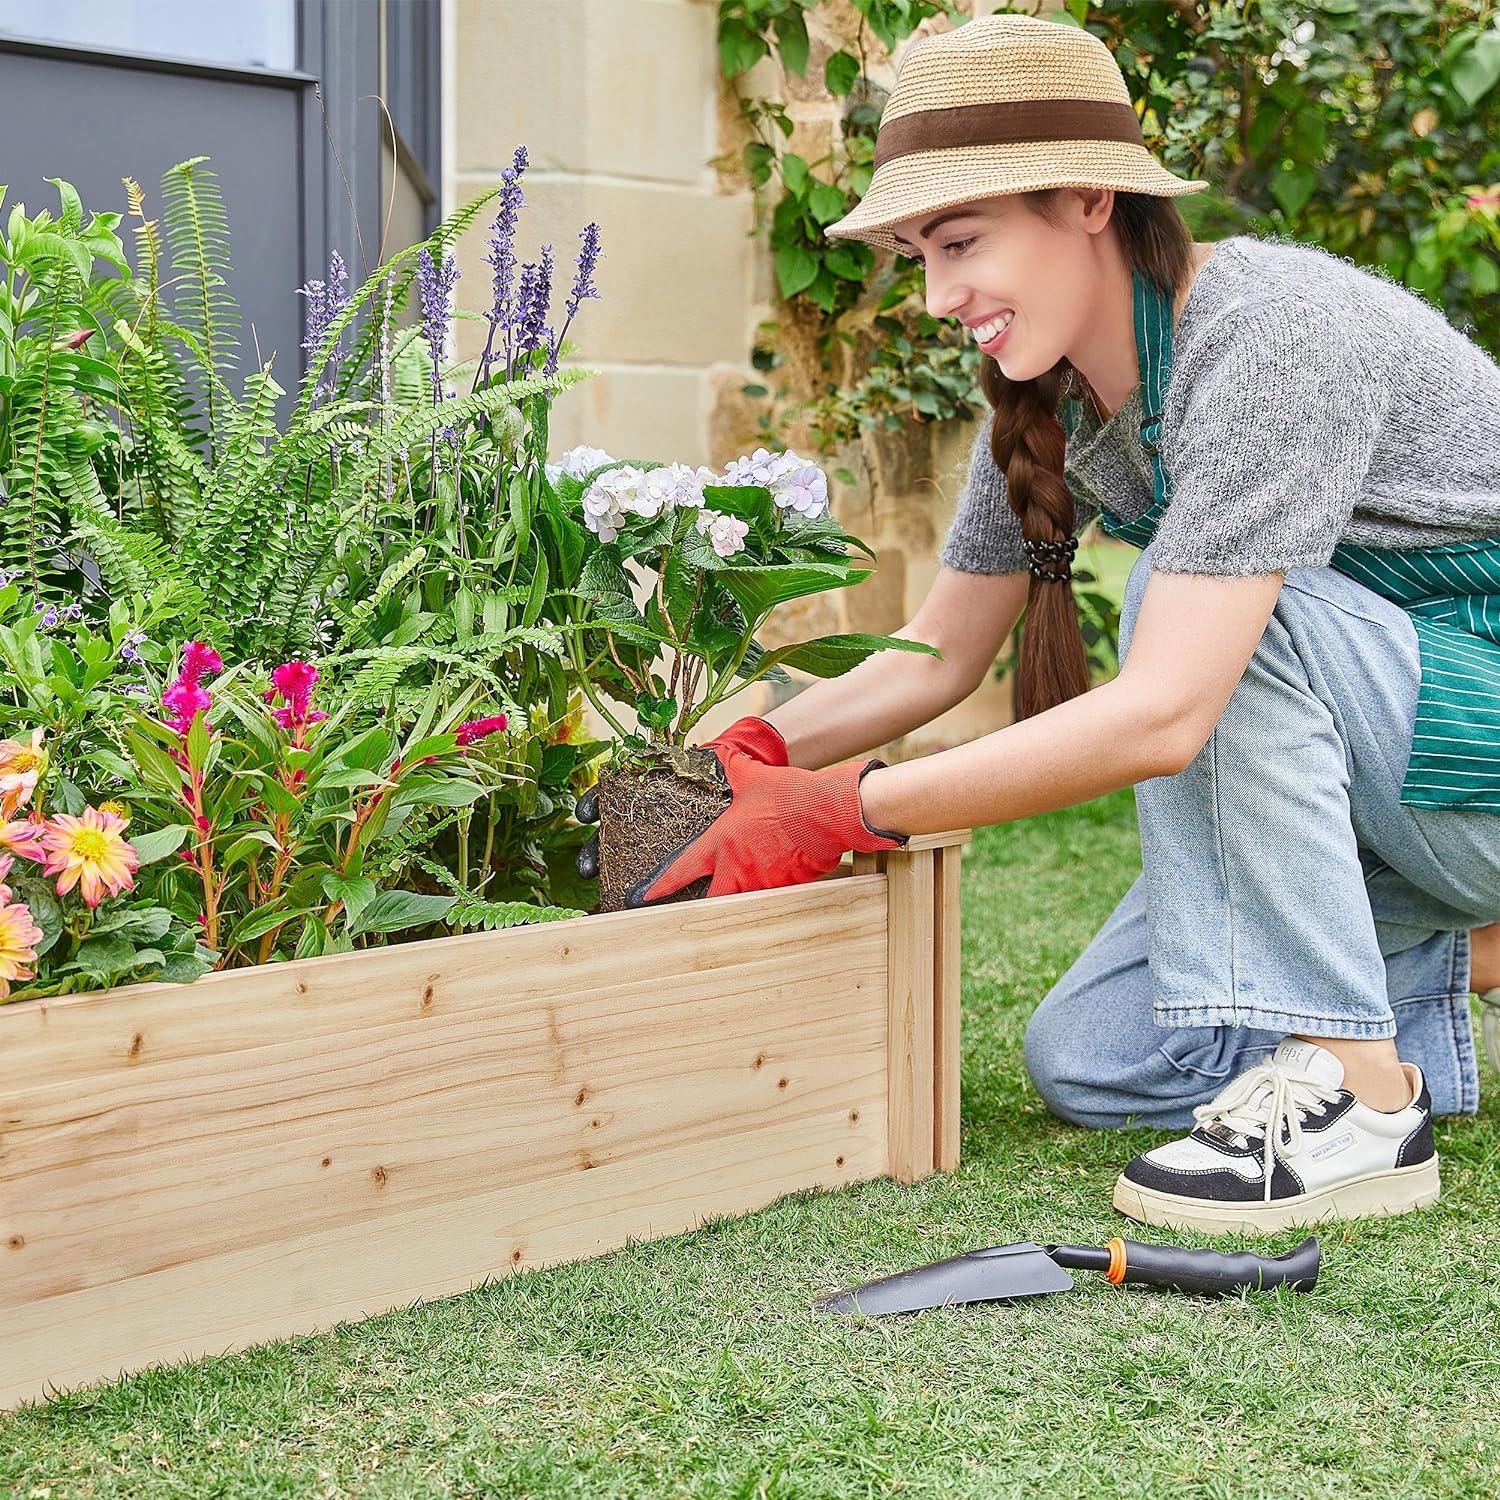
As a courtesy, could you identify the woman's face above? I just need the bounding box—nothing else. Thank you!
[886,189,1111,383]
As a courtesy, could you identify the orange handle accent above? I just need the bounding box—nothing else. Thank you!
[1105,1237,1128,1285]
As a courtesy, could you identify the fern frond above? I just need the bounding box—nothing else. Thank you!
[161,156,241,442]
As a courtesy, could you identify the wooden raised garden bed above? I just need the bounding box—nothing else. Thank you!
[0,830,967,1408]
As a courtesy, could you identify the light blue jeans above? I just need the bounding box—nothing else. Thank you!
[1024,539,1491,1129]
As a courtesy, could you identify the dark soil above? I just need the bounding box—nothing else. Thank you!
[595,746,731,912]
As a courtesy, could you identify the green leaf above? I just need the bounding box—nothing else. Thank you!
[781,154,809,195]
[751,633,940,681]
[824,50,860,96]
[184,708,211,775]
[718,17,767,77]
[809,182,847,225]
[1450,30,1500,107]
[230,903,317,945]
[1270,162,1317,219]
[391,777,489,809]
[321,871,377,924]
[719,562,869,621]
[774,244,818,298]
[700,483,774,528]
[772,10,809,76]
[128,824,191,866]
[73,932,136,983]
[347,889,457,937]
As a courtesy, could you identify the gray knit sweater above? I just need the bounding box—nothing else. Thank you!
[939,232,1500,578]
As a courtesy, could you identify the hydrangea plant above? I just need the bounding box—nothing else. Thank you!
[543,443,937,753]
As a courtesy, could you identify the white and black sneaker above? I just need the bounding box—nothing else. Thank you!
[1113,1038,1440,1235]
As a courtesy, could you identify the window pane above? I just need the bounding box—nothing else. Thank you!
[0,0,296,70]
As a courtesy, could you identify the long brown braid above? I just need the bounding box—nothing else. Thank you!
[978,188,1195,721]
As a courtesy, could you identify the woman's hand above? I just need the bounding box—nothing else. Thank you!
[574,717,788,880]
[623,745,907,906]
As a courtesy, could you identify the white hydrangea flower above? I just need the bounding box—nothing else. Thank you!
[695,507,750,559]
[580,464,648,542]
[723,445,830,520]
[770,456,829,518]
[641,461,717,514]
[545,442,616,486]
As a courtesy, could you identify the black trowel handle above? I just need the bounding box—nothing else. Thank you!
[1048,1235,1320,1296]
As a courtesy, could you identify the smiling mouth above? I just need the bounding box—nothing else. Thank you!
[972,311,1015,346]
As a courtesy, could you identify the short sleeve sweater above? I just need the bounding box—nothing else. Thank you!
[938,233,1500,578]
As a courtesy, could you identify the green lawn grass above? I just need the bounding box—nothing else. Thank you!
[5,790,1498,1498]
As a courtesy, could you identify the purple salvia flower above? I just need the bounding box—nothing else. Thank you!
[297,249,351,400]
[417,245,462,461]
[550,221,602,369]
[512,243,554,368]
[479,145,529,386]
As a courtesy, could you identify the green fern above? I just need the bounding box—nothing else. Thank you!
[160,156,240,446]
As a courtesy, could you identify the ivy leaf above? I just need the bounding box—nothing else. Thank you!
[718,18,768,78]
[1270,162,1317,218]
[809,182,848,225]
[825,245,868,281]
[772,9,809,76]
[1450,30,1500,107]
[743,141,776,187]
[825,49,860,96]
[781,153,809,195]
[774,244,818,298]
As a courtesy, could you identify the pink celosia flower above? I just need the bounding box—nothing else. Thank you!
[162,679,212,737]
[162,641,223,736]
[39,806,140,909]
[267,659,328,732]
[455,714,509,747]
[181,641,223,682]
[0,817,46,864]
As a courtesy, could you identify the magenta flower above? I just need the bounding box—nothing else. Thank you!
[455,714,509,747]
[267,660,327,732]
[162,641,223,736]
[161,680,212,737]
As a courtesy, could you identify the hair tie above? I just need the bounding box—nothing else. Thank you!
[1022,535,1078,584]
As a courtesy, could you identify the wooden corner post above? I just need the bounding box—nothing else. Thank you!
[854,829,970,1183]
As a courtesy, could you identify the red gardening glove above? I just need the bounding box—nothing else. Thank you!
[625,747,907,907]
[699,714,789,767]
[572,719,787,882]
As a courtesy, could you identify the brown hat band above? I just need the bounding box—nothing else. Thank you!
[874,98,1145,170]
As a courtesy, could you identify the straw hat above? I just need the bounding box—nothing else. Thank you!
[825,13,1209,256]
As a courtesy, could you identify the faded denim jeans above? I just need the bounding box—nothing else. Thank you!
[1024,538,1491,1129]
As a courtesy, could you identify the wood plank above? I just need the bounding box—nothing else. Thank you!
[903,828,972,852]
[2,1106,880,1409]
[0,876,886,1082]
[1,881,888,1313]
[884,850,935,1183]
[933,844,964,1172]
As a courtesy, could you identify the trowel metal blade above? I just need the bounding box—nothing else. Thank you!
[815,1241,1075,1316]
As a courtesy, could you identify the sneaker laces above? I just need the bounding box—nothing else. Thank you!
[1190,1059,1343,1203]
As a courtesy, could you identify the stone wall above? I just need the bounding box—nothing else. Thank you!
[444,0,1064,756]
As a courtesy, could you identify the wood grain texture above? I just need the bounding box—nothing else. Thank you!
[884,850,935,1183]
[0,878,890,1408]
[933,844,964,1172]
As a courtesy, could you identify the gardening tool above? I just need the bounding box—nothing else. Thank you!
[814,1234,1320,1315]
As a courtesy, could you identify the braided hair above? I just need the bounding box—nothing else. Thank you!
[978,188,1194,721]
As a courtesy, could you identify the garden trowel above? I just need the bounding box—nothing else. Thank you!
[815,1234,1320,1315]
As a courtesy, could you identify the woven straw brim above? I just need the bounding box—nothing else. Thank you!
[826,140,1209,257]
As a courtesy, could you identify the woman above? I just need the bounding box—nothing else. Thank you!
[585,14,1500,1234]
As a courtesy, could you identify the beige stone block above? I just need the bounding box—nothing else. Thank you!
[545,366,708,467]
[449,174,755,368]
[454,0,717,185]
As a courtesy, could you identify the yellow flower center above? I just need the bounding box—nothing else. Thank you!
[70,829,111,862]
[5,752,41,774]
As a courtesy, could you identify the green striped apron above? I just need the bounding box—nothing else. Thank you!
[1061,268,1500,813]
